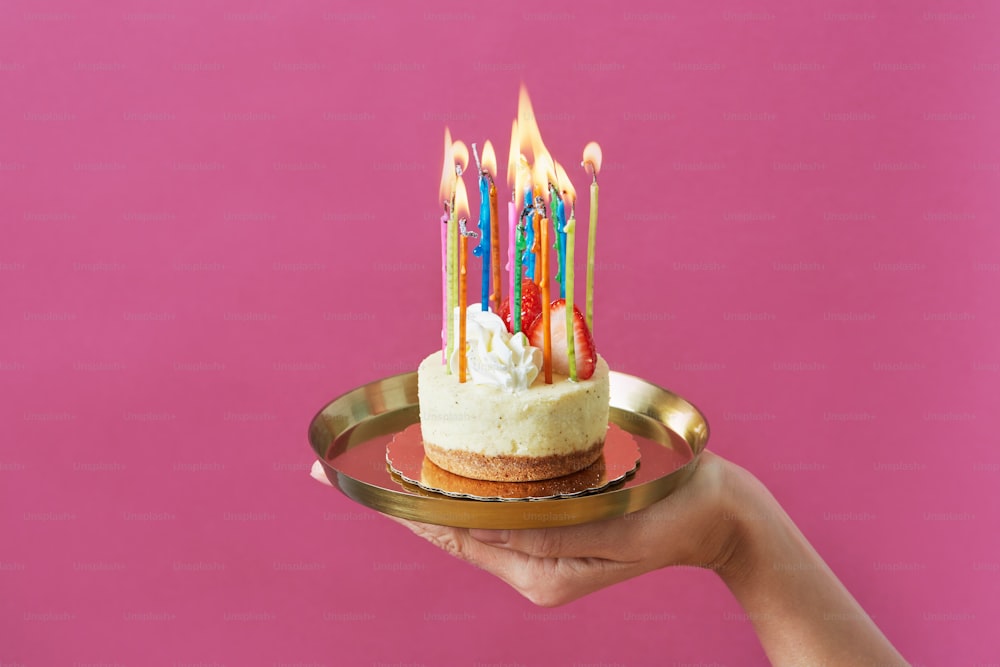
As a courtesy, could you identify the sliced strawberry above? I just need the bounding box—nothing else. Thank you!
[526,299,597,380]
[498,278,543,334]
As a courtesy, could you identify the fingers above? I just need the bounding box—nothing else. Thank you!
[381,515,647,607]
[309,460,333,486]
[469,518,643,563]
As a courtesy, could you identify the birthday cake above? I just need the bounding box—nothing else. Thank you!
[418,297,609,482]
[417,86,607,483]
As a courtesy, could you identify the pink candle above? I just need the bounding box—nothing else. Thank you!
[507,201,515,312]
[440,212,448,363]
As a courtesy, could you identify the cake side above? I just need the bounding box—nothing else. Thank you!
[418,352,609,458]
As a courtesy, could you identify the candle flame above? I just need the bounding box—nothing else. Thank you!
[517,154,531,204]
[482,140,497,181]
[533,151,556,204]
[506,119,519,188]
[582,141,603,177]
[439,127,454,206]
[517,84,548,163]
[455,175,470,222]
[555,161,575,205]
[452,140,469,176]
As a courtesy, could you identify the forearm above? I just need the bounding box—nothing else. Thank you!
[716,468,907,667]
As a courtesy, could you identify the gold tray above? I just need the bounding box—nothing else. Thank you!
[307,371,709,529]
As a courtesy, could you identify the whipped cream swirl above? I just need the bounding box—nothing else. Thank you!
[449,306,541,392]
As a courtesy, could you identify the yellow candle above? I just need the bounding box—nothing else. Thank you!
[555,162,577,381]
[582,142,602,335]
[455,176,471,383]
[586,180,597,334]
[439,129,454,368]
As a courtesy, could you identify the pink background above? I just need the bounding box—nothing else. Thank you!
[2,1,998,665]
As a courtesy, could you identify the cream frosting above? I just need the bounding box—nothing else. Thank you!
[448,306,541,393]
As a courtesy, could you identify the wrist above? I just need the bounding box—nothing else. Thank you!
[692,455,774,581]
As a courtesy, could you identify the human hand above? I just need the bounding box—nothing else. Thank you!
[376,451,740,607]
[311,453,907,664]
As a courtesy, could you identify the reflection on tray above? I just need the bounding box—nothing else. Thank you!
[386,423,640,502]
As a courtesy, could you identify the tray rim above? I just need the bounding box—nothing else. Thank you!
[308,370,710,529]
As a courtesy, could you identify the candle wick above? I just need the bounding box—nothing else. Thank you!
[520,205,533,225]
[534,196,547,218]
[471,143,483,173]
[582,160,599,185]
[459,218,478,238]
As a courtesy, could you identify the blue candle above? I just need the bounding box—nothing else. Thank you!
[523,188,536,280]
[473,171,491,311]
[551,185,567,298]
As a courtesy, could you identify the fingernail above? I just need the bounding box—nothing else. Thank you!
[470,529,509,544]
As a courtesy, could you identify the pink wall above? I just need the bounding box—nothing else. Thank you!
[2,1,997,665]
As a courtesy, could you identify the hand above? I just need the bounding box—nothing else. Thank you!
[380,451,739,607]
[310,452,907,664]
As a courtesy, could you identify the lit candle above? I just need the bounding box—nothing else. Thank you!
[472,142,490,312]
[506,120,519,314]
[539,211,551,383]
[534,153,557,383]
[455,179,473,382]
[447,140,470,371]
[582,141,602,335]
[513,210,527,334]
[550,179,566,299]
[517,85,549,286]
[556,161,578,381]
[513,155,532,333]
[438,129,453,363]
[483,142,501,314]
[524,196,537,282]
[532,159,552,384]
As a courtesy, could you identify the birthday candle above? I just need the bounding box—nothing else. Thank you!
[440,210,448,363]
[438,129,454,366]
[483,141,501,314]
[550,182,566,299]
[539,207,552,384]
[506,120,519,315]
[455,180,472,382]
[524,193,536,282]
[447,141,470,370]
[513,213,527,334]
[534,153,556,382]
[473,143,491,312]
[582,142,602,335]
[556,162,578,381]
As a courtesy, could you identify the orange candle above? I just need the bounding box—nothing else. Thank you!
[540,212,552,384]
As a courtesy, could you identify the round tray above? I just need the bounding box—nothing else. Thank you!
[308,371,709,529]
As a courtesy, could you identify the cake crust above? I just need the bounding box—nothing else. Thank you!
[424,439,604,482]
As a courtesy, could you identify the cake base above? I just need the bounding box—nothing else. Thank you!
[423,439,604,482]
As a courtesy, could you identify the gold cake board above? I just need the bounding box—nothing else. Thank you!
[308,371,709,529]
